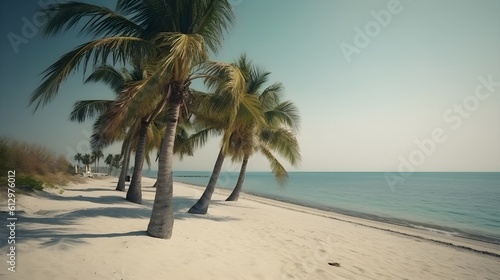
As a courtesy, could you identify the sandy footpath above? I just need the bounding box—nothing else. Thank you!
[1,176,499,280]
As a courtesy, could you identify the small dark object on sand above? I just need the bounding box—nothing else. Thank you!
[328,262,340,267]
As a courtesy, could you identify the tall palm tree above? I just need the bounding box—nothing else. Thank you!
[73,153,83,173]
[74,64,165,202]
[187,75,266,214]
[187,55,300,212]
[142,3,246,238]
[224,57,301,201]
[82,65,147,192]
[30,0,242,239]
[105,153,113,175]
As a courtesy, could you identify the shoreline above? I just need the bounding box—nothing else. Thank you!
[174,178,500,249]
[176,180,500,258]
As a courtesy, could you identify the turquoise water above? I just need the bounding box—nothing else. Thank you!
[143,171,500,244]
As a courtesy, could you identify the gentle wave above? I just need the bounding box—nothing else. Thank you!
[143,170,500,244]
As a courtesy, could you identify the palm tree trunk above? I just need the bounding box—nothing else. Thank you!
[188,148,225,214]
[147,85,181,239]
[226,155,249,201]
[116,141,132,191]
[126,120,149,204]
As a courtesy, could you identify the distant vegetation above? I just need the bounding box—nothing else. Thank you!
[0,137,81,192]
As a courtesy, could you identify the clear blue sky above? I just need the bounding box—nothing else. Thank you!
[1,0,499,172]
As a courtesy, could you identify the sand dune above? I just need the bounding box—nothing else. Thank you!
[1,176,499,280]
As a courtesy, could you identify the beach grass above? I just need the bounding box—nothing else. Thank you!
[0,137,83,192]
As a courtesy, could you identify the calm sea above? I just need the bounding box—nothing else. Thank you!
[142,171,500,244]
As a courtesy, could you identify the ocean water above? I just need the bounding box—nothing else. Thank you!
[142,171,500,244]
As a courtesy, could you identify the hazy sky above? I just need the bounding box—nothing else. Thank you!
[1,0,499,172]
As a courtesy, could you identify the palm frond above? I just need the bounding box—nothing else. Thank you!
[259,82,284,109]
[117,0,169,39]
[197,61,247,127]
[227,127,254,162]
[192,0,235,53]
[236,94,266,127]
[90,112,127,150]
[84,65,126,94]
[247,66,270,94]
[260,128,301,166]
[30,37,156,111]
[264,101,301,131]
[69,100,112,123]
[158,33,208,79]
[173,122,195,159]
[200,61,246,97]
[259,146,288,186]
[146,118,165,154]
[123,84,164,125]
[187,127,223,151]
[43,2,143,37]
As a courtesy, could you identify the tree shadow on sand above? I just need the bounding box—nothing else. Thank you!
[65,187,119,192]
[1,191,241,248]
[13,228,147,250]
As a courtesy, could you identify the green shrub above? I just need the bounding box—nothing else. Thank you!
[17,176,44,191]
[44,182,56,189]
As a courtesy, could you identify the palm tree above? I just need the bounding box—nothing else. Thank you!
[187,70,266,214]
[112,154,122,176]
[73,64,165,201]
[89,65,166,204]
[117,140,132,191]
[80,65,147,192]
[73,153,83,173]
[105,154,113,175]
[81,153,92,174]
[225,110,301,201]
[92,150,104,173]
[224,57,301,201]
[30,0,242,239]
[142,3,245,239]
[187,55,300,212]
[72,80,194,192]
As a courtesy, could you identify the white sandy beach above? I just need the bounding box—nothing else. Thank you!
[1,176,499,280]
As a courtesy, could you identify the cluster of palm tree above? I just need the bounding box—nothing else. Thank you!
[30,0,300,239]
[104,153,123,176]
[74,151,107,174]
